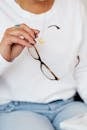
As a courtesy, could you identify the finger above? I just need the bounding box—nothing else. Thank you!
[20,24,39,39]
[33,29,40,34]
[8,28,36,45]
[31,29,40,38]
[6,34,33,48]
[6,25,40,40]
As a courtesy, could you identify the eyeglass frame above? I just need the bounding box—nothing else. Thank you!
[28,45,60,80]
[28,25,60,81]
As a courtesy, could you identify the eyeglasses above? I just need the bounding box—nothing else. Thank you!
[48,25,60,30]
[28,25,60,81]
[28,46,60,81]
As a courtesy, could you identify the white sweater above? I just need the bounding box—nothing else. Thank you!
[0,0,87,104]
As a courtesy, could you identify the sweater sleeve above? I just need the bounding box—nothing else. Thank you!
[75,1,87,103]
[0,54,12,75]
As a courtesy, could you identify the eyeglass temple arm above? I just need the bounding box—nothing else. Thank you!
[48,25,60,29]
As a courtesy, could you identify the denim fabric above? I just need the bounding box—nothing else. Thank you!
[0,99,87,130]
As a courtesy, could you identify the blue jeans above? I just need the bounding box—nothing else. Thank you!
[0,99,87,130]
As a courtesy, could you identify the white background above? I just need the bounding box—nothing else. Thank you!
[83,0,87,9]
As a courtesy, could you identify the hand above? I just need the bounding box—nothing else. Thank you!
[0,24,39,61]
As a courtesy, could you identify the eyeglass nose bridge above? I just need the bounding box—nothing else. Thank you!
[28,46,60,81]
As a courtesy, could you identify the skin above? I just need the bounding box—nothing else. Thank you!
[16,0,55,14]
[0,0,54,61]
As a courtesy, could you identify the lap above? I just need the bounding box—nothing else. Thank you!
[0,111,54,130]
[0,101,87,130]
[53,101,87,130]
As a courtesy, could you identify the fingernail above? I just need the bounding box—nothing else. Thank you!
[34,32,37,38]
[36,30,40,33]
[30,41,36,45]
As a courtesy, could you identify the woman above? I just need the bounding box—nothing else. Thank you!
[0,0,87,130]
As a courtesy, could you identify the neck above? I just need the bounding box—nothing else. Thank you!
[16,0,55,14]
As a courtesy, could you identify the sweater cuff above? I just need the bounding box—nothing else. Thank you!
[0,54,12,74]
